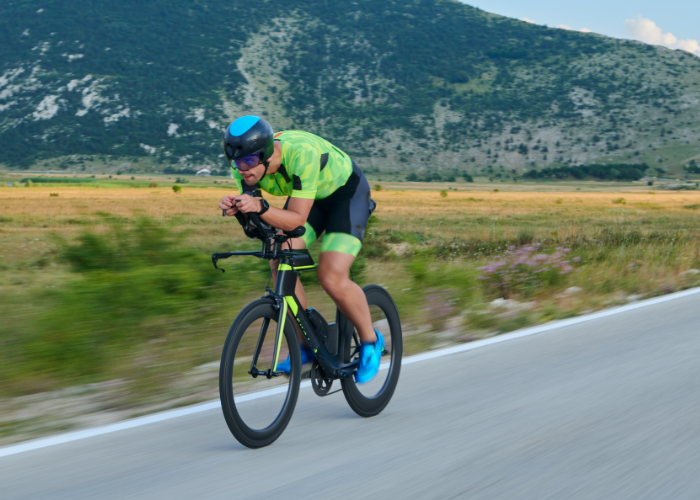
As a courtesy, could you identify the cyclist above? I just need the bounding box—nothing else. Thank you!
[218,115,382,383]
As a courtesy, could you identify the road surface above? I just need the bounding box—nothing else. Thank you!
[2,292,700,499]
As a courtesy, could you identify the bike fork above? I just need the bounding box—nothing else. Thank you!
[247,297,288,380]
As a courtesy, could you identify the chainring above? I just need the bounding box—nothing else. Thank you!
[310,359,333,397]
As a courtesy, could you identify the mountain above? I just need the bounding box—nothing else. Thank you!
[1,0,700,177]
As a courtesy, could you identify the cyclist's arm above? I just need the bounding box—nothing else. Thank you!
[235,195,312,232]
[244,145,317,230]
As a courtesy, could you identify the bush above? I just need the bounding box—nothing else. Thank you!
[172,185,182,193]
[476,244,579,299]
[24,219,227,378]
[149,183,159,188]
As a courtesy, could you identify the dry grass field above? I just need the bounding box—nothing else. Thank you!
[1,182,699,444]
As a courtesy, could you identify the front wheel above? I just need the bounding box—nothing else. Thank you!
[219,299,301,448]
[340,285,402,417]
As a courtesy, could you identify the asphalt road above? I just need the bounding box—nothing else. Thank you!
[2,292,700,499]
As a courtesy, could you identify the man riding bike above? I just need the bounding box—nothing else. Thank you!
[218,115,382,383]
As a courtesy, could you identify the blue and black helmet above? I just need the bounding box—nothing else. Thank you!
[223,115,275,167]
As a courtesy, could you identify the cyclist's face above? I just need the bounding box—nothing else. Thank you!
[239,162,266,185]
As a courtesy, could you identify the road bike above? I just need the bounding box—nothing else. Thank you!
[212,209,402,448]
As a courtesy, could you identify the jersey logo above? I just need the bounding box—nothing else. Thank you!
[319,153,329,171]
[292,174,302,191]
[274,132,284,138]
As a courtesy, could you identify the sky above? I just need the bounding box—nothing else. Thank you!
[463,1,700,56]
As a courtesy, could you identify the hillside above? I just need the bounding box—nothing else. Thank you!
[1,0,700,178]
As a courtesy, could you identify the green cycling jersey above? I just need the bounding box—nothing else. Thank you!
[230,130,353,200]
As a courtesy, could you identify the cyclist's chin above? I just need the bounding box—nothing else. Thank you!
[242,174,258,185]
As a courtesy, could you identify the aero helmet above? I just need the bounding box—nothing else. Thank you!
[223,115,275,169]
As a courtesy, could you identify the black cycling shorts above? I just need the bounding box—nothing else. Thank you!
[284,161,371,256]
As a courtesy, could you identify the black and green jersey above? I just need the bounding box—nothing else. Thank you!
[231,130,353,200]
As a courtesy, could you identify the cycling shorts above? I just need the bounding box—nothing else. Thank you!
[284,161,371,257]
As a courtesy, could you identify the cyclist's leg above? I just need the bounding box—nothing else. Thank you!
[318,251,375,343]
[316,161,376,343]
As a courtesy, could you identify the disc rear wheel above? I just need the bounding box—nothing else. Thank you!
[340,285,402,417]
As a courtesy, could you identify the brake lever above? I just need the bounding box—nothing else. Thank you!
[212,254,225,273]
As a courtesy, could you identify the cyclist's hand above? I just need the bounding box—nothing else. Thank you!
[234,194,262,214]
[219,195,239,216]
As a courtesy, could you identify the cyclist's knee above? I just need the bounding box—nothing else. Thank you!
[318,268,348,296]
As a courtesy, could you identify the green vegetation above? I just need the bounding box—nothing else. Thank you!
[1,186,700,441]
[684,159,700,174]
[1,0,699,175]
[20,177,96,184]
[523,163,649,181]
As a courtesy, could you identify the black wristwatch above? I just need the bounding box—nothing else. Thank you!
[258,198,270,216]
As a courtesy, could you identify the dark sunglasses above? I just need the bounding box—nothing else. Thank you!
[232,153,262,172]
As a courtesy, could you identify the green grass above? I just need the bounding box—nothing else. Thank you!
[1,185,700,440]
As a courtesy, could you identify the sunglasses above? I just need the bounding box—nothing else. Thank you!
[233,153,262,172]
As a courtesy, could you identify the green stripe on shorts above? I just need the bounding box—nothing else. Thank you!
[301,222,317,248]
[320,232,362,257]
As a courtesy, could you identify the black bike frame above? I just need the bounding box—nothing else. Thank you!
[212,242,359,381]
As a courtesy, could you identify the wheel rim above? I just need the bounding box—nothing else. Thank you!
[230,314,293,431]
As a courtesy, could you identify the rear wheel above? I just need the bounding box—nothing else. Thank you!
[219,299,301,448]
[340,285,402,417]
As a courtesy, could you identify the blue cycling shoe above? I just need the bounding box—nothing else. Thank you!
[275,343,315,374]
[355,329,385,384]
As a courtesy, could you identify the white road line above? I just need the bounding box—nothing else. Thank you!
[1,287,699,458]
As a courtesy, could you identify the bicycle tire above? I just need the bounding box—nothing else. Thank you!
[219,298,301,448]
[340,285,402,417]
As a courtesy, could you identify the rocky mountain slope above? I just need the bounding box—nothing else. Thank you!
[1,0,700,176]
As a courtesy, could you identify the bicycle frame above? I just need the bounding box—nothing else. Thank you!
[212,241,359,381]
[267,252,359,380]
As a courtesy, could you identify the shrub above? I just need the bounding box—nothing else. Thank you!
[476,244,579,299]
[149,183,159,188]
[374,184,382,191]
[612,198,626,204]
[440,190,448,198]
[22,219,235,379]
[172,185,182,193]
